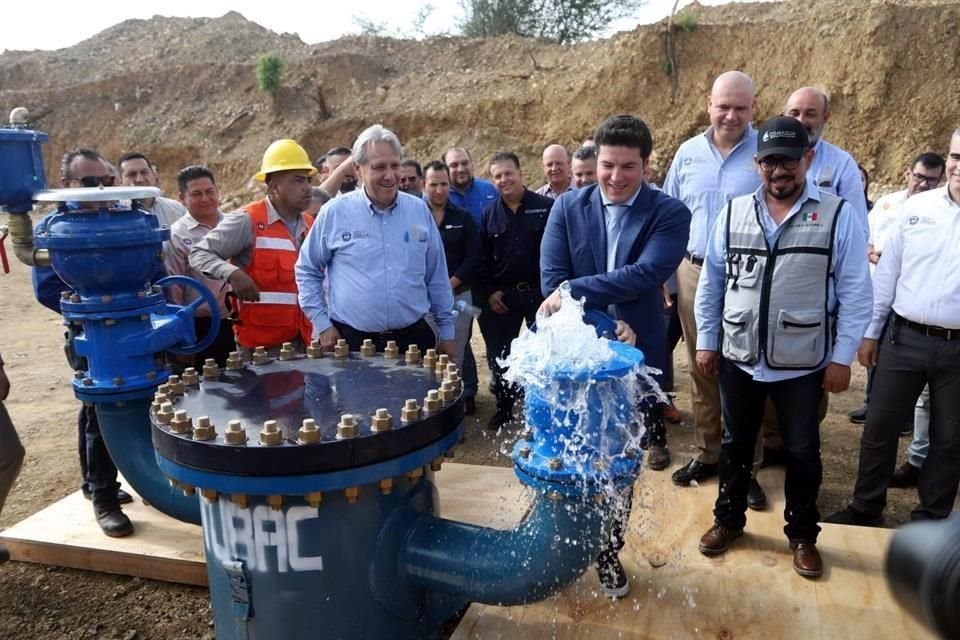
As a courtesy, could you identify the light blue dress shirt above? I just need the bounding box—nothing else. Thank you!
[663,126,762,258]
[694,180,873,382]
[295,189,455,341]
[807,138,869,240]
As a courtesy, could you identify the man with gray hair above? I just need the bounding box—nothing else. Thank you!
[296,124,456,357]
[571,146,597,188]
[535,143,574,199]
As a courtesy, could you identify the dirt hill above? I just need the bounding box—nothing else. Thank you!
[1,0,958,199]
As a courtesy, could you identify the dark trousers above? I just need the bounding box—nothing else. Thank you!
[0,402,25,514]
[661,294,682,393]
[477,289,542,411]
[852,319,960,520]
[640,395,667,447]
[714,359,824,542]
[79,403,120,511]
[332,318,436,354]
[192,317,237,368]
[598,486,634,558]
[462,337,479,400]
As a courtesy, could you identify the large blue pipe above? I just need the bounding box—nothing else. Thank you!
[399,493,605,606]
[97,399,201,524]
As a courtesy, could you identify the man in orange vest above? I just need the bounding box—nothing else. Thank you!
[190,139,317,358]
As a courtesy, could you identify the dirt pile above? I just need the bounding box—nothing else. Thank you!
[0,0,958,197]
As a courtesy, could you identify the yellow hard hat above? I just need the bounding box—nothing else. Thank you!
[254,139,318,182]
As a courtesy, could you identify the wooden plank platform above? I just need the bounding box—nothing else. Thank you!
[452,466,934,640]
[0,463,530,587]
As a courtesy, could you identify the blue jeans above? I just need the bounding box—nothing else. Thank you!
[907,386,930,468]
[714,360,824,542]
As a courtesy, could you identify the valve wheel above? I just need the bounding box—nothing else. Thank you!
[156,275,222,356]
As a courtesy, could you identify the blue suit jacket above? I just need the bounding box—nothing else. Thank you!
[540,183,691,374]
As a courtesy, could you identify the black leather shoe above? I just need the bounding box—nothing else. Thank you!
[95,508,134,538]
[747,479,767,511]
[671,459,718,486]
[848,404,868,424]
[463,397,476,416]
[889,461,921,488]
[823,506,883,527]
[487,407,513,431]
[83,487,133,505]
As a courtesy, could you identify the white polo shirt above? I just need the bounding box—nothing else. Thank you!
[867,187,960,337]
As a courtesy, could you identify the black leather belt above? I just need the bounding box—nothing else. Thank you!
[512,282,533,292]
[685,252,704,267]
[896,314,958,340]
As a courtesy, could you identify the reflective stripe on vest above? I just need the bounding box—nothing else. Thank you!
[720,191,844,370]
[235,199,314,349]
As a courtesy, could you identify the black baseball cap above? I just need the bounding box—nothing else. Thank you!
[756,116,810,160]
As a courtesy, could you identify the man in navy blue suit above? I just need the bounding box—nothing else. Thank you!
[539,114,692,597]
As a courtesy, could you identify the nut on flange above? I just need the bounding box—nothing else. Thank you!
[304,491,323,508]
[181,368,199,386]
[200,488,218,503]
[422,348,438,370]
[384,340,399,358]
[334,338,349,359]
[169,410,193,435]
[231,494,249,509]
[306,340,323,359]
[379,478,394,495]
[360,339,376,356]
[224,419,248,445]
[202,358,221,380]
[423,389,441,415]
[405,344,421,365]
[167,375,185,396]
[267,495,283,511]
[253,346,270,365]
[226,351,243,370]
[548,458,563,471]
[298,418,320,444]
[193,416,216,441]
[401,399,421,424]
[156,402,175,425]
[371,408,393,432]
[344,487,359,503]
[279,342,296,361]
[519,445,532,459]
[430,457,443,472]
[440,380,457,404]
[336,414,358,439]
[260,420,283,446]
[435,354,450,375]
[406,467,424,482]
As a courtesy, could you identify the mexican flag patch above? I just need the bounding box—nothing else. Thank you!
[802,211,819,222]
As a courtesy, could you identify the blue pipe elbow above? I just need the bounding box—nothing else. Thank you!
[97,399,201,525]
[399,492,604,606]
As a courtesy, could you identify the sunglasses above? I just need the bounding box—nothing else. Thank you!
[757,156,801,172]
[74,175,116,187]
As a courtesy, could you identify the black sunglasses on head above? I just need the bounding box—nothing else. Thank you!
[75,175,115,187]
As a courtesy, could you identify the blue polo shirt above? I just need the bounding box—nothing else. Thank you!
[448,178,499,227]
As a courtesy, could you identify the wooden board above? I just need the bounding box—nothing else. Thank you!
[0,463,529,587]
[451,465,935,640]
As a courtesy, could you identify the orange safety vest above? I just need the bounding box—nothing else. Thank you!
[234,199,314,349]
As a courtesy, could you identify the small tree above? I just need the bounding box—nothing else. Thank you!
[460,0,642,45]
[255,53,284,109]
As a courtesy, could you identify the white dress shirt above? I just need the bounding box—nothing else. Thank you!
[869,188,908,254]
[867,187,960,338]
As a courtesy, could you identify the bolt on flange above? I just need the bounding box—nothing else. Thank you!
[336,414,358,439]
[423,390,441,415]
[181,368,199,386]
[156,402,175,425]
[279,342,296,361]
[548,458,563,471]
[224,419,248,445]
[360,339,376,356]
[193,416,216,441]
[422,348,438,370]
[405,344,421,365]
[519,445,532,459]
[379,478,394,495]
[304,491,323,508]
[306,340,323,359]
[435,354,450,375]
[231,494,249,509]
[440,381,456,404]
[406,467,424,482]
[401,399,421,424]
[260,420,283,446]
[200,488,218,504]
[344,487,360,503]
[267,495,283,511]
[371,408,393,432]
[298,418,320,444]
[384,340,400,359]
[169,410,193,435]
[430,457,443,472]
[252,346,270,365]
[334,338,349,359]
[167,375,185,396]
[226,351,243,370]
[202,358,221,380]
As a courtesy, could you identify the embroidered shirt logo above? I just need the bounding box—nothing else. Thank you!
[802,212,819,222]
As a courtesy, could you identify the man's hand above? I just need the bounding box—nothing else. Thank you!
[858,338,879,368]
[662,284,673,309]
[614,320,636,346]
[823,363,852,393]
[318,326,341,351]
[867,243,880,265]
[538,289,561,317]
[437,340,456,358]
[488,290,509,315]
[0,364,9,402]
[228,270,260,302]
[696,350,719,377]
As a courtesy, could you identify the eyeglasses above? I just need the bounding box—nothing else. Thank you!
[74,175,115,187]
[757,156,802,172]
[911,172,941,185]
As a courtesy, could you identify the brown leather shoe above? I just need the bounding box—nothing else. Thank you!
[698,523,743,556]
[791,543,823,578]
